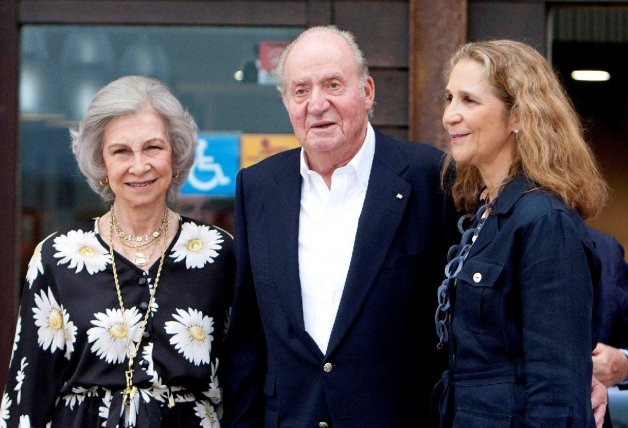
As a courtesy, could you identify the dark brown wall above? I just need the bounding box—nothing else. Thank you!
[0,0,19,389]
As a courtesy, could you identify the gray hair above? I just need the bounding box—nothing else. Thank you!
[275,25,371,113]
[71,75,198,204]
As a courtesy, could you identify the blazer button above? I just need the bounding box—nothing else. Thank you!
[318,422,329,428]
[473,272,482,283]
[323,362,333,373]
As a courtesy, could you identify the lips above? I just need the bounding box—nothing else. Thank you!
[127,179,156,188]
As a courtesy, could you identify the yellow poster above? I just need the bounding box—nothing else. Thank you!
[240,134,301,168]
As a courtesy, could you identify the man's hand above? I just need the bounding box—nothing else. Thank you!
[593,342,628,387]
[591,375,607,428]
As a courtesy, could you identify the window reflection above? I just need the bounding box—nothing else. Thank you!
[19,25,301,280]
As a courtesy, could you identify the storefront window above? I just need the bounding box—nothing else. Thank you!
[19,25,302,278]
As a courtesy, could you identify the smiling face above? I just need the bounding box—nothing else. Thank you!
[282,31,374,171]
[443,59,517,185]
[102,108,173,210]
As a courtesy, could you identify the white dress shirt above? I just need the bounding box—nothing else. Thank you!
[298,123,375,354]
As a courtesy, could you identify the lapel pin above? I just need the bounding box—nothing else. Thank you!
[395,193,403,200]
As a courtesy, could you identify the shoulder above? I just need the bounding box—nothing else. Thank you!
[178,215,234,243]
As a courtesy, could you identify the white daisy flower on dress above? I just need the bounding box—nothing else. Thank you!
[14,357,28,404]
[194,400,220,428]
[62,386,98,410]
[10,315,21,365]
[123,391,140,428]
[32,288,77,359]
[87,307,142,364]
[164,308,214,366]
[203,360,222,405]
[53,229,110,274]
[98,389,113,425]
[170,223,223,269]
[18,415,30,428]
[25,233,55,288]
[0,393,11,428]
[140,343,167,403]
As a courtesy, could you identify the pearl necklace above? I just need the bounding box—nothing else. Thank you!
[108,207,169,407]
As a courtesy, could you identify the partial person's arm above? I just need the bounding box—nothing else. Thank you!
[593,342,628,386]
[591,375,608,428]
[2,235,68,426]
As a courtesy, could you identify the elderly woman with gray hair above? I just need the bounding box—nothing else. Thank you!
[2,76,233,427]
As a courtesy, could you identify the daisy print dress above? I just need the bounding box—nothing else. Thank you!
[1,216,234,428]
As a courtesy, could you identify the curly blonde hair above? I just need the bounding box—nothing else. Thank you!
[441,39,608,218]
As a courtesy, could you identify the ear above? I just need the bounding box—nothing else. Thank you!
[363,75,375,110]
[508,105,520,133]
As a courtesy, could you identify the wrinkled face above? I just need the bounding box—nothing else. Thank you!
[282,31,374,164]
[102,108,173,209]
[443,59,516,177]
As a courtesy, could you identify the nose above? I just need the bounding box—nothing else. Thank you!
[442,103,462,127]
[129,153,149,174]
[308,87,330,115]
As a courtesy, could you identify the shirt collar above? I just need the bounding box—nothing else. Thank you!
[299,122,375,192]
[491,175,539,215]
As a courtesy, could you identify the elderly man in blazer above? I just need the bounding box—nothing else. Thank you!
[220,25,455,427]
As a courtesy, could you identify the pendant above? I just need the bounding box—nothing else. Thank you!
[123,385,138,406]
[134,251,149,266]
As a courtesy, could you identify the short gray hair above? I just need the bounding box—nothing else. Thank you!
[275,26,370,101]
[71,75,198,204]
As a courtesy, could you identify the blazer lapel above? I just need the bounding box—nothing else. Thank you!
[264,152,308,333]
[326,136,411,354]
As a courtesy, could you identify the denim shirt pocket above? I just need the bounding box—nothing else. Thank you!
[455,258,505,334]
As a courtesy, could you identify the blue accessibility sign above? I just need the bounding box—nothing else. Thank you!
[180,133,240,197]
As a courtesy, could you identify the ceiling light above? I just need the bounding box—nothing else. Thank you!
[570,70,610,82]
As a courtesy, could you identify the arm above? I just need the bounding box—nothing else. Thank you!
[519,211,598,426]
[3,237,69,427]
[220,169,267,427]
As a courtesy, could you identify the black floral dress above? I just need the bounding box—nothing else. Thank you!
[1,215,234,428]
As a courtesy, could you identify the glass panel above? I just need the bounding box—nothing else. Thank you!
[19,25,302,279]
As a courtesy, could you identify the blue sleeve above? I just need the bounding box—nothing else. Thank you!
[519,211,597,426]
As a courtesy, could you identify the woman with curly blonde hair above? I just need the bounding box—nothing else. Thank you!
[434,39,607,427]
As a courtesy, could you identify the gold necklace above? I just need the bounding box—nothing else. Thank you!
[117,232,161,267]
[112,209,168,267]
[112,208,168,244]
[108,207,169,406]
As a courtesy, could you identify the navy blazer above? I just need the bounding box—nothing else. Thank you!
[221,130,456,427]
[588,227,628,350]
[441,176,601,427]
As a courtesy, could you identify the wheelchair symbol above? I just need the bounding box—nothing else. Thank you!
[187,138,231,191]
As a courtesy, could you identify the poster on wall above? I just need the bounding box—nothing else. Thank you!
[240,133,300,168]
[257,41,291,86]
[180,133,240,197]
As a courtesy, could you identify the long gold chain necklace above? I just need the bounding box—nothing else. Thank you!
[108,206,169,406]
[111,209,168,267]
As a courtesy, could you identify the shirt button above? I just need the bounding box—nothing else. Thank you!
[323,362,333,373]
[318,422,329,428]
[139,301,149,310]
[143,331,151,339]
[138,277,147,286]
[473,272,482,283]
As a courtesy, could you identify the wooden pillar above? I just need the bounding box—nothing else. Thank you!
[409,0,466,150]
[0,0,19,388]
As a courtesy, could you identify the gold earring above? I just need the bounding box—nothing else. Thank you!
[99,176,109,187]
[173,171,180,179]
